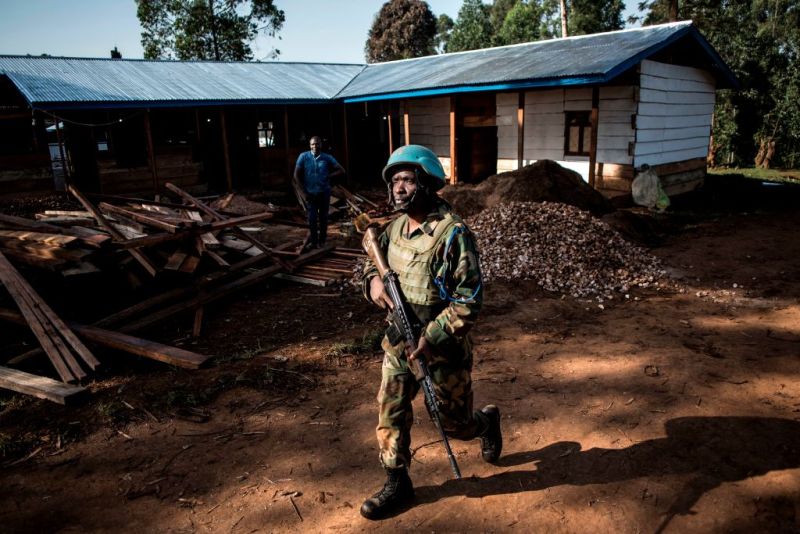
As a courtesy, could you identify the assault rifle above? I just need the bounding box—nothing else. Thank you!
[362,226,462,479]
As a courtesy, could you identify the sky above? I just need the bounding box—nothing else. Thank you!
[0,1,642,64]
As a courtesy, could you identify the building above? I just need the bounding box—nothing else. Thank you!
[0,21,738,198]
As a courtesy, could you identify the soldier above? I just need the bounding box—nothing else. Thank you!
[360,145,502,519]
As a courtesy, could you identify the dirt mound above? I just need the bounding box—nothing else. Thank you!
[468,201,666,299]
[441,160,614,218]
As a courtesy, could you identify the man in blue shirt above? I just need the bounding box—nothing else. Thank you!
[293,136,346,249]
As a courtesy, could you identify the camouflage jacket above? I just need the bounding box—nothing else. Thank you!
[361,202,483,348]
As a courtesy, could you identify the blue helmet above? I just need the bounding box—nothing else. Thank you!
[382,145,447,191]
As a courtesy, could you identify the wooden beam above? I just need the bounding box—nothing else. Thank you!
[403,102,410,145]
[164,182,291,270]
[588,87,600,189]
[342,103,350,184]
[143,110,159,194]
[67,184,158,276]
[284,105,292,178]
[388,112,394,156]
[220,108,233,192]
[0,308,211,370]
[0,366,86,405]
[119,245,333,334]
[517,91,525,170]
[449,96,458,184]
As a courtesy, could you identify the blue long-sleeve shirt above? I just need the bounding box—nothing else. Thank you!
[295,151,340,194]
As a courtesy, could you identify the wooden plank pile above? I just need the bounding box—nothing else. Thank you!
[0,183,366,404]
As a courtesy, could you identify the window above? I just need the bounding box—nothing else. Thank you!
[564,111,592,156]
[258,121,275,147]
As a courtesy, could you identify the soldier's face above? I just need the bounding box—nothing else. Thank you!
[391,169,417,210]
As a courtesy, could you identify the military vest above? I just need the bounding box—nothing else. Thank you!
[386,211,462,307]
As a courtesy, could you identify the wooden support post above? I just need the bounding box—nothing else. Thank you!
[284,105,292,178]
[449,96,458,184]
[517,91,525,170]
[588,87,600,189]
[220,108,233,192]
[403,102,410,145]
[143,109,159,195]
[387,112,394,156]
[342,103,350,183]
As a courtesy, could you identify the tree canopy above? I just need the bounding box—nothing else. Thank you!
[136,0,285,61]
[365,0,437,63]
[446,0,494,52]
[638,0,800,168]
[567,0,625,36]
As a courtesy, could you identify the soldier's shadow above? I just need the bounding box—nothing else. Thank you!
[414,417,800,532]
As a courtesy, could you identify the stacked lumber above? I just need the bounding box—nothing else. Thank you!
[0,183,367,403]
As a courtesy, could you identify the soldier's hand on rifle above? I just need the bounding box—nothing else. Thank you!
[409,335,433,362]
[369,276,394,310]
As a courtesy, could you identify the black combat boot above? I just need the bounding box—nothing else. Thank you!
[360,467,414,520]
[480,405,502,463]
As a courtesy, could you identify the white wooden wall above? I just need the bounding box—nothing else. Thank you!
[404,97,452,175]
[496,86,636,176]
[635,59,716,167]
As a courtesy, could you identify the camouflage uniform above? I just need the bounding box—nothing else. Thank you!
[362,201,490,469]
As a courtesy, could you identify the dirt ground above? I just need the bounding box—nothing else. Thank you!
[1,181,799,533]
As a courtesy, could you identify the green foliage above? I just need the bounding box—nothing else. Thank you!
[495,1,549,45]
[447,0,494,52]
[365,0,438,62]
[136,0,285,61]
[567,0,625,35]
[435,13,455,52]
[638,0,800,168]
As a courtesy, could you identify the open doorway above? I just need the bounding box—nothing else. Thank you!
[456,94,497,183]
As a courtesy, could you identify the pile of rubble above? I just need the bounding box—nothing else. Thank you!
[0,183,365,403]
[469,201,666,298]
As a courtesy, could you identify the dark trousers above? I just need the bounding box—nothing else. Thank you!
[306,191,330,246]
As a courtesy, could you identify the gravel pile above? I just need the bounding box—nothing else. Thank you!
[469,201,666,298]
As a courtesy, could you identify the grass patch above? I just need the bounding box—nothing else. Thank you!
[325,328,384,365]
[708,167,800,185]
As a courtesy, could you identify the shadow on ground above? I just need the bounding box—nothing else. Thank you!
[413,416,800,532]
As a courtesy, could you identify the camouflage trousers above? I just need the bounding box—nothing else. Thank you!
[376,334,490,469]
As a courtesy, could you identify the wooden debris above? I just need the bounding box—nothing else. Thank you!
[0,366,86,404]
[0,251,98,382]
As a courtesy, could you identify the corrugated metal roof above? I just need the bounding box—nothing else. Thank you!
[0,22,737,109]
[0,56,364,108]
[337,21,738,101]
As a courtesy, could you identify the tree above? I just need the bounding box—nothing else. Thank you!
[490,0,521,39]
[567,0,624,36]
[435,14,455,53]
[365,0,437,62]
[638,0,800,167]
[447,0,494,52]
[136,0,285,61]
[495,2,546,45]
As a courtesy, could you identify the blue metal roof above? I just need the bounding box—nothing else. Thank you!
[337,21,739,102]
[0,22,737,109]
[0,56,364,109]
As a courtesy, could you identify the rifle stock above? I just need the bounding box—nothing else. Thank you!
[362,226,462,479]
